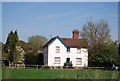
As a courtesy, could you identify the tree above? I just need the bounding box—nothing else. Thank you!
[19,36,48,65]
[80,19,116,67]
[4,30,25,63]
[91,43,118,67]
[28,35,48,53]
[24,52,43,65]
[4,31,14,53]
[80,20,111,47]
[20,40,31,52]
[0,41,4,52]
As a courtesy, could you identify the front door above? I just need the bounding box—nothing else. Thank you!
[66,58,70,66]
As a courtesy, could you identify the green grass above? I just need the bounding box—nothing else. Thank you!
[2,68,119,79]
[0,68,2,80]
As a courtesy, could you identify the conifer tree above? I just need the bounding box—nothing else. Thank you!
[4,30,24,63]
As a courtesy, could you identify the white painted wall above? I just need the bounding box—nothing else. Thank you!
[43,38,88,67]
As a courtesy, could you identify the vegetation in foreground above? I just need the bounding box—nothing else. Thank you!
[2,69,119,79]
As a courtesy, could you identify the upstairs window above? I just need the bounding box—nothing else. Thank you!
[67,47,70,52]
[77,48,81,54]
[56,46,60,53]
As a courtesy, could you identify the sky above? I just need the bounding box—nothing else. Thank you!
[2,2,118,43]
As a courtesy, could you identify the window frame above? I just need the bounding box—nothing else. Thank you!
[76,58,82,65]
[56,46,60,53]
[54,57,60,64]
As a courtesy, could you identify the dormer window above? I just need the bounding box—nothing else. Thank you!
[67,47,70,52]
[56,46,60,53]
[77,48,81,54]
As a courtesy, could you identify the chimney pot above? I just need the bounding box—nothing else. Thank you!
[72,30,79,39]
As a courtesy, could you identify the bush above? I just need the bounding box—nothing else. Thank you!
[16,61,24,64]
[24,52,44,65]
[42,65,50,69]
[70,61,73,66]
[64,61,73,66]
[64,62,67,66]
[16,64,25,68]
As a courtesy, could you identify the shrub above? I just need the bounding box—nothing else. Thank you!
[64,62,67,66]
[14,61,25,68]
[16,61,24,64]
[64,61,73,66]
[70,61,73,66]
[42,65,50,69]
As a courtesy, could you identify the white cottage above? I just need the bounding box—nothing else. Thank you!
[43,30,88,67]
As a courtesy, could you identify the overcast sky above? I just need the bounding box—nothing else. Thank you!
[2,2,118,43]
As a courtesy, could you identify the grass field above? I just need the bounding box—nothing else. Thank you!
[2,68,119,79]
[0,68,2,80]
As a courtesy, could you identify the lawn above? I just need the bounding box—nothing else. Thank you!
[2,68,119,79]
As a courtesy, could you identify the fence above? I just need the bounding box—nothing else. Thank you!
[4,65,120,71]
[25,65,120,71]
[25,65,43,69]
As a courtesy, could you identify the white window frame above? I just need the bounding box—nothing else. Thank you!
[76,58,82,65]
[54,57,60,64]
[56,46,60,53]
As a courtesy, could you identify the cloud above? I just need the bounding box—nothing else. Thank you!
[36,10,78,20]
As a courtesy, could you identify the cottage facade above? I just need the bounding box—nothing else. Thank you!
[43,30,88,67]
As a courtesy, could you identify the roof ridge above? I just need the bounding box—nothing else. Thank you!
[43,36,88,48]
[61,38,85,40]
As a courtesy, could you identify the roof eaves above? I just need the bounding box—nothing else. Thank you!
[56,36,68,47]
[43,36,68,48]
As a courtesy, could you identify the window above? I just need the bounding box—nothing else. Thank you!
[56,46,60,53]
[77,48,81,54]
[76,58,82,65]
[54,57,60,64]
[82,50,88,54]
[67,47,70,52]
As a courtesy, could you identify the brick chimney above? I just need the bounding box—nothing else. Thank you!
[72,30,79,39]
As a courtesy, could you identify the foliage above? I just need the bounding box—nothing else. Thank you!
[91,43,118,67]
[20,40,32,52]
[0,41,4,52]
[16,61,25,68]
[42,65,50,69]
[4,31,48,66]
[4,31,20,53]
[64,62,67,66]
[24,52,43,65]
[15,60,24,64]
[24,52,37,65]
[28,35,48,53]
[80,20,111,46]
[80,20,118,67]
[70,61,73,66]
[4,30,25,63]
[22,35,47,65]
[64,61,73,66]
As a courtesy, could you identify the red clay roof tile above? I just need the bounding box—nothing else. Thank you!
[43,36,88,48]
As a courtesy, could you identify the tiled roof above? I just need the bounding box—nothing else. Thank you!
[61,38,88,48]
[43,36,88,48]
